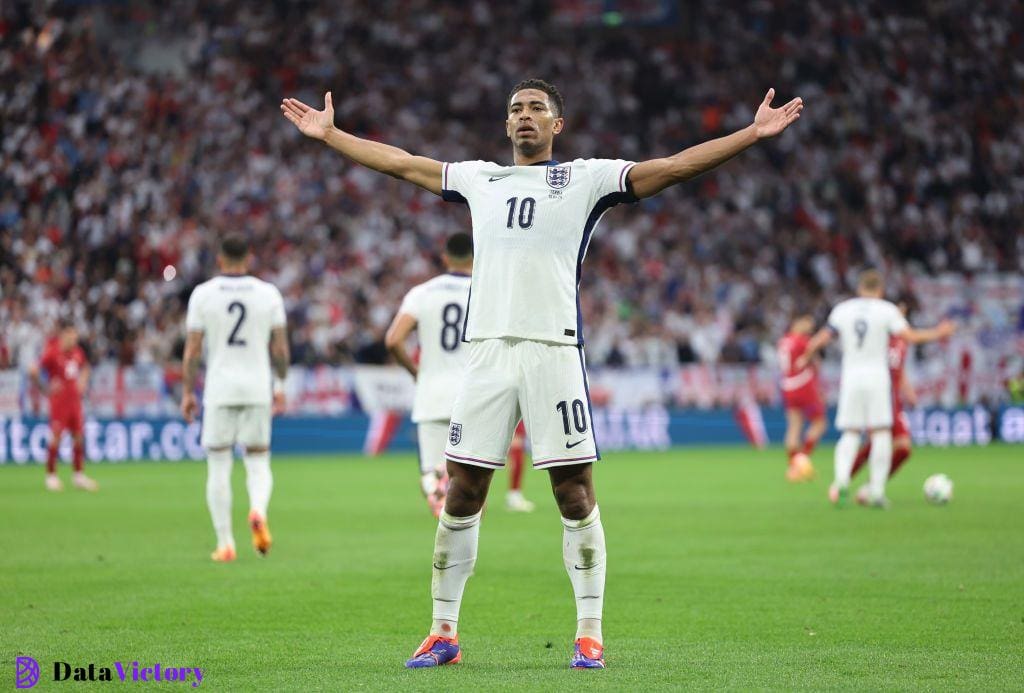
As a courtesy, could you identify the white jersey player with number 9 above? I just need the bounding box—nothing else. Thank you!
[802,269,955,508]
[385,233,473,516]
[181,234,290,563]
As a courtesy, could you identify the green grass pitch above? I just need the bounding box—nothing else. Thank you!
[2,445,1022,691]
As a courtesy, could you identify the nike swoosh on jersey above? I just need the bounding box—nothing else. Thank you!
[488,173,512,182]
[433,562,455,571]
[565,439,586,449]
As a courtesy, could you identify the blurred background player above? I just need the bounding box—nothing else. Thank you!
[802,270,955,508]
[181,234,289,562]
[777,314,825,482]
[385,233,537,516]
[850,300,916,504]
[29,322,97,492]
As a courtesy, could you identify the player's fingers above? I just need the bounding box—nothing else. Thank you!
[325,91,333,110]
[763,88,775,106]
[286,98,311,113]
[783,98,802,113]
[282,101,305,119]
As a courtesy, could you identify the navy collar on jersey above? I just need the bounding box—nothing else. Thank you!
[528,159,559,166]
[446,271,471,278]
[220,272,249,278]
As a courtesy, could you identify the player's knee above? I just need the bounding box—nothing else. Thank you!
[551,475,595,520]
[246,446,269,454]
[444,462,491,514]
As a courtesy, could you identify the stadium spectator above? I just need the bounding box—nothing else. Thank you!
[1,0,1021,375]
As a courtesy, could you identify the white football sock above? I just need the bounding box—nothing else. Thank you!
[833,431,861,489]
[430,510,481,638]
[206,449,234,548]
[868,429,893,501]
[243,450,273,518]
[563,505,606,642]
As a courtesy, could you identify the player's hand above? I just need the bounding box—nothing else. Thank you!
[181,392,198,423]
[280,92,335,141]
[794,354,809,370]
[905,389,919,408]
[272,392,286,417]
[937,319,957,339]
[753,88,803,139]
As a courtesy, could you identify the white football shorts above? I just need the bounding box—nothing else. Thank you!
[444,338,598,470]
[201,404,272,449]
[835,376,893,430]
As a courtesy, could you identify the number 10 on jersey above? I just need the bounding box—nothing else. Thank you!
[505,197,536,229]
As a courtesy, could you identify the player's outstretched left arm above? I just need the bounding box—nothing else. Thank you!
[280,92,443,195]
[181,331,203,423]
[628,88,803,199]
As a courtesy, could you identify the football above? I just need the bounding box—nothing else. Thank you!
[924,473,954,504]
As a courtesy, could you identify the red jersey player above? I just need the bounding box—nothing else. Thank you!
[28,323,98,492]
[850,303,916,501]
[778,314,826,482]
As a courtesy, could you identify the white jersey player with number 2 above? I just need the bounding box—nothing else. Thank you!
[282,79,804,669]
[182,235,290,563]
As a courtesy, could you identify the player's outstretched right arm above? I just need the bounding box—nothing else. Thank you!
[280,92,443,195]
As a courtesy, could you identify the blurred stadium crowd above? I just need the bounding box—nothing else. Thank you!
[1,0,1021,374]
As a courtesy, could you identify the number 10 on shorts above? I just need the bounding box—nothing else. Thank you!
[556,399,588,435]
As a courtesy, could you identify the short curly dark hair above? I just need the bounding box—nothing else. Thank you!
[507,79,564,118]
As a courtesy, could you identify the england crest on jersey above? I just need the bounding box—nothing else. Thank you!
[449,422,462,446]
[546,165,571,189]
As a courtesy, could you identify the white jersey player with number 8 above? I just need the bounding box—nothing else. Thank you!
[181,234,290,563]
[802,269,955,508]
[386,233,474,516]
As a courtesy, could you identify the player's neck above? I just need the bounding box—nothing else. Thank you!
[512,146,556,166]
[220,269,248,277]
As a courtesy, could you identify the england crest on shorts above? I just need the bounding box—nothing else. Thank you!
[449,422,462,446]
[546,165,571,189]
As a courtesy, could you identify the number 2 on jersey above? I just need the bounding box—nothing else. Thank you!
[505,197,536,229]
[440,303,463,352]
[227,301,247,346]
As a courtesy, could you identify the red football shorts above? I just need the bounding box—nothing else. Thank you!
[782,383,825,420]
[50,399,84,434]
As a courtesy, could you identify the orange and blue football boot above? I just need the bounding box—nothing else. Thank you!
[404,635,461,668]
[570,637,605,669]
[249,511,272,556]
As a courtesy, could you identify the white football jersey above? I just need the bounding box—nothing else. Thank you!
[442,158,636,345]
[397,273,472,422]
[185,275,286,406]
[827,297,909,380]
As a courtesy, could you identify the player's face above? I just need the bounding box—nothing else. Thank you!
[793,316,813,334]
[60,327,78,350]
[506,89,563,156]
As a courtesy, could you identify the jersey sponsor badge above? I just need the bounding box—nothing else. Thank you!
[545,165,571,189]
[449,422,462,446]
